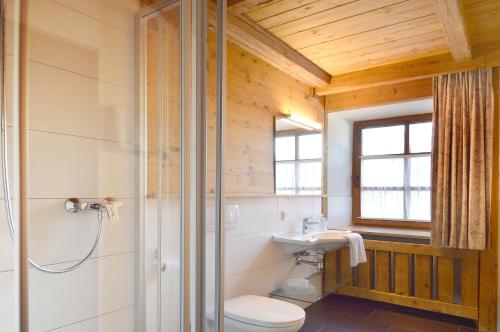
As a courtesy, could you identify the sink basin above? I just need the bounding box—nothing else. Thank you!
[273,230,350,254]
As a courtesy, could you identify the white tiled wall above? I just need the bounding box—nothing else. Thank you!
[0,0,140,331]
[224,196,323,300]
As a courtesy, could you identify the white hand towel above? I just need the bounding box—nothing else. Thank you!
[345,233,367,267]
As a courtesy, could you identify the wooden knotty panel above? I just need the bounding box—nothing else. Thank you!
[324,251,338,292]
[375,251,390,293]
[340,247,352,286]
[415,255,432,299]
[357,250,371,289]
[437,257,454,303]
[394,253,410,296]
[146,26,323,197]
[328,241,480,321]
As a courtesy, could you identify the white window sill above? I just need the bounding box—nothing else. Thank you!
[331,225,430,240]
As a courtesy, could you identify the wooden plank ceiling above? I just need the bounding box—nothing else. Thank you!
[233,0,450,75]
[229,0,500,91]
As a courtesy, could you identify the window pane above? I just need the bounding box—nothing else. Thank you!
[361,190,404,219]
[275,136,295,161]
[409,122,432,153]
[361,158,404,187]
[408,190,431,220]
[297,162,321,193]
[298,134,322,159]
[276,162,295,194]
[410,156,431,187]
[362,125,404,156]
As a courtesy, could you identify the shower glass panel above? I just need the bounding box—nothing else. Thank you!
[143,2,183,331]
[0,0,191,331]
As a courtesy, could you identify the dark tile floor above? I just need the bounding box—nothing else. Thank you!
[299,294,478,332]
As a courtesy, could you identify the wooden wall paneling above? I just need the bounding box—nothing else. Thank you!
[332,241,480,320]
[478,67,499,332]
[437,257,454,304]
[205,31,324,194]
[325,251,338,292]
[375,251,391,293]
[325,79,433,112]
[415,255,432,300]
[394,253,410,296]
[357,250,371,289]
[207,1,331,87]
[462,256,479,308]
[340,247,352,286]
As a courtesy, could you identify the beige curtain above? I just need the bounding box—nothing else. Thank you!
[431,68,494,250]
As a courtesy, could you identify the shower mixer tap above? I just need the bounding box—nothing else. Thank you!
[64,198,123,223]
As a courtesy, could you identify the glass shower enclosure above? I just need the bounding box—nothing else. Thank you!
[0,0,226,331]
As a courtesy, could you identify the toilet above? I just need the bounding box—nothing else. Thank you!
[220,295,306,332]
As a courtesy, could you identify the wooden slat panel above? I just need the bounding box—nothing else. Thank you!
[394,253,410,296]
[278,0,437,49]
[325,79,432,112]
[340,247,352,286]
[437,257,455,303]
[375,251,390,292]
[317,33,448,75]
[360,240,478,259]
[462,256,479,307]
[357,250,371,289]
[254,0,360,29]
[300,15,443,60]
[337,287,478,320]
[415,255,432,299]
[324,251,338,292]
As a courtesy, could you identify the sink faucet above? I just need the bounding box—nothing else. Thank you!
[303,217,319,234]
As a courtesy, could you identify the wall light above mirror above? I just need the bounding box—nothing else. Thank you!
[274,115,323,196]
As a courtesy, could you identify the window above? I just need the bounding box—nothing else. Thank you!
[275,132,322,195]
[352,114,432,228]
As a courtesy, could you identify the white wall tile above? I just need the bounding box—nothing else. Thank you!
[225,197,277,237]
[29,131,136,199]
[225,232,279,277]
[30,61,135,144]
[51,306,135,332]
[225,264,279,300]
[29,198,136,267]
[51,0,140,35]
[27,0,136,88]
[29,253,135,331]
[276,197,314,233]
[0,271,14,332]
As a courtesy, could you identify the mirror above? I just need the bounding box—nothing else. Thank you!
[274,115,323,195]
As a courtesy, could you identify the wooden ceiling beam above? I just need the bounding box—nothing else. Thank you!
[325,79,433,112]
[433,0,471,61]
[207,1,332,87]
[316,47,500,96]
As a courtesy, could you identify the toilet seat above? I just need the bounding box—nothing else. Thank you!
[224,295,305,329]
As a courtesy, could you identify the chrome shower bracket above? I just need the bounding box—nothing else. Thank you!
[64,197,123,223]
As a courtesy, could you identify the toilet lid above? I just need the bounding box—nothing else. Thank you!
[224,295,305,328]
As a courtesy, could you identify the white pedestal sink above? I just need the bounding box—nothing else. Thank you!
[272,230,351,254]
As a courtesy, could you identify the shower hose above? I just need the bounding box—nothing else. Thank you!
[0,0,103,273]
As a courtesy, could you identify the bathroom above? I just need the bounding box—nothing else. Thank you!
[0,0,499,331]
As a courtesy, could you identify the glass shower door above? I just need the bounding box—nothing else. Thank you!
[142,2,185,331]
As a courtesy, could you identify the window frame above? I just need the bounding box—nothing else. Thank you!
[352,113,433,229]
[274,129,322,195]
